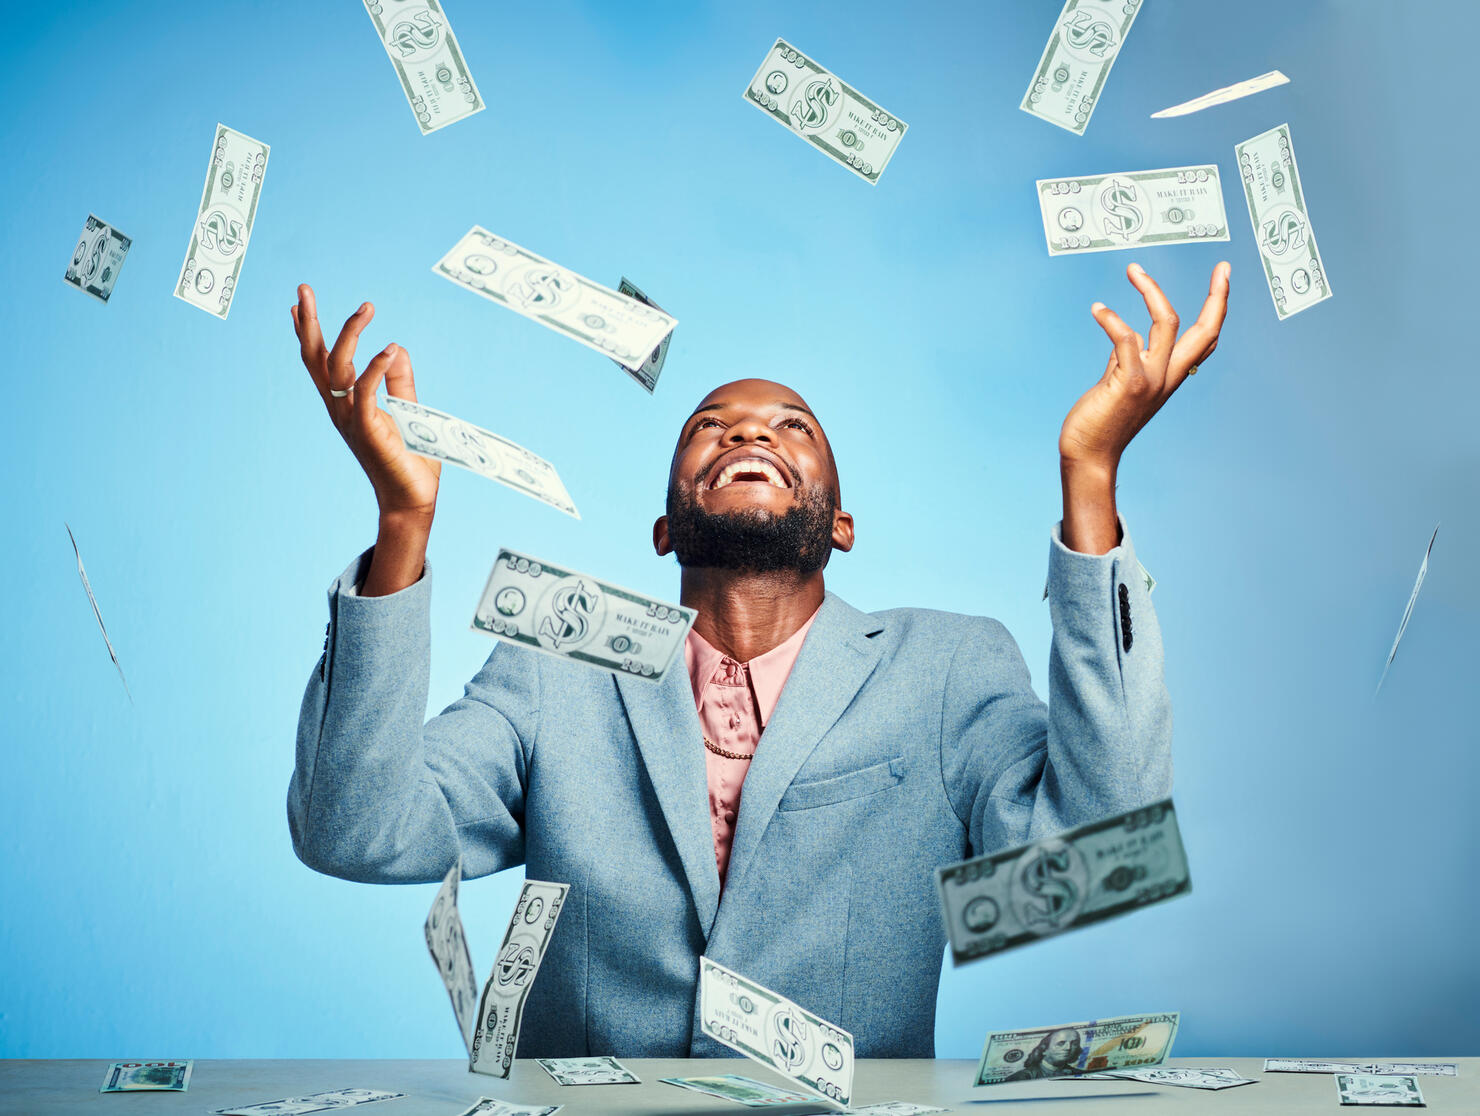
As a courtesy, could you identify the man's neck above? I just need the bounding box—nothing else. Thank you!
[680,567,824,662]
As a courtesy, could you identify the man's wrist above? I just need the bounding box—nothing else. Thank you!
[1059,455,1121,556]
[361,511,432,597]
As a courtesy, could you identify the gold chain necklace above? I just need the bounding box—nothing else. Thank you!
[704,735,755,761]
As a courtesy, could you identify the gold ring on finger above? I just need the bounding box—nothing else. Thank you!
[1187,364,1199,376]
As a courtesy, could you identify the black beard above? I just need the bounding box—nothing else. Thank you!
[665,482,837,574]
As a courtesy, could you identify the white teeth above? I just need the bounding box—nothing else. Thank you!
[712,459,786,490]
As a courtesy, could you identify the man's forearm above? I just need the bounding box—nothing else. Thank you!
[1059,457,1121,556]
[361,512,432,597]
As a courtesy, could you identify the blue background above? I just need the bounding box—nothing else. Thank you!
[3,0,1475,1060]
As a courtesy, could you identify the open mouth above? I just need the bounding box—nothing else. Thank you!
[706,455,791,491]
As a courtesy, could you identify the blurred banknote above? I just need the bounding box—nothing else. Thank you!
[1021,0,1142,135]
[456,1102,562,1116]
[660,1075,819,1107]
[1336,1074,1425,1107]
[65,214,131,303]
[1267,1059,1456,1077]
[743,38,907,184]
[384,396,579,519]
[937,798,1189,964]
[175,124,267,320]
[362,0,483,134]
[100,1061,191,1092]
[469,880,569,1078]
[434,227,677,372]
[66,524,131,703]
[699,956,855,1106]
[976,1013,1179,1086]
[1377,525,1438,692]
[537,1056,640,1085]
[1236,123,1332,318]
[614,278,671,392]
[1085,1066,1254,1090]
[1152,71,1289,118]
[425,858,478,1054]
[473,550,694,681]
[1037,166,1229,256]
[215,1089,404,1115]
[844,1105,949,1115]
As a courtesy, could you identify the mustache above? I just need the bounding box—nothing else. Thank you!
[692,454,803,490]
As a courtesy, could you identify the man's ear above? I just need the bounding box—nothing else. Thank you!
[831,508,855,553]
[653,515,672,556]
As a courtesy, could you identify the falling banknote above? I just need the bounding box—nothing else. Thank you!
[469,879,569,1078]
[425,858,478,1054]
[1037,166,1229,256]
[743,38,907,184]
[1152,70,1289,118]
[1266,1059,1457,1077]
[66,524,131,703]
[1021,0,1143,135]
[613,277,672,392]
[384,396,579,519]
[362,0,483,134]
[1335,1074,1425,1107]
[1236,123,1332,318]
[472,549,695,681]
[936,798,1190,965]
[699,956,855,1107]
[975,1013,1179,1086]
[1377,525,1438,693]
[434,227,677,373]
[65,214,131,303]
[175,124,268,320]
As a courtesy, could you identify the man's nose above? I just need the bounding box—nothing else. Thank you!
[725,416,773,443]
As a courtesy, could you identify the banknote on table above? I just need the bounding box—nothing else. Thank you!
[175,124,267,320]
[660,1075,820,1107]
[975,1013,1179,1086]
[384,396,579,518]
[843,1104,950,1115]
[1266,1059,1456,1076]
[1021,0,1142,135]
[100,1061,192,1091]
[613,278,671,392]
[742,38,907,184]
[936,798,1189,965]
[699,956,855,1106]
[362,0,483,134]
[425,858,478,1054]
[456,1101,562,1116]
[214,1089,405,1115]
[1037,166,1229,256]
[473,549,694,681]
[66,524,131,703]
[536,1056,641,1085]
[1084,1066,1255,1090]
[1236,123,1332,318]
[434,227,677,373]
[65,214,131,303]
[1336,1074,1426,1107]
[1152,70,1289,118]
[469,879,569,1078]
[1377,525,1438,692]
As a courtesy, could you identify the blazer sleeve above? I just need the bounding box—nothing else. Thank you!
[939,520,1172,856]
[287,548,537,884]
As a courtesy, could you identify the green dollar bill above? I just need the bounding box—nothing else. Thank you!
[976,1013,1179,1086]
[699,956,855,1107]
[743,38,907,185]
[536,1056,641,1085]
[425,859,478,1055]
[174,124,268,320]
[936,798,1190,964]
[100,1061,192,1092]
[660,1074,819,1107]
[1151,70,1288,119]
[434,227,678,373]
[64,214,131,304]
[215,1090,404,1115]
[470,880,568,1078]
[1021,0,1142,135]
[1086,1066,1255,1090]
[1336,1074,1425,1107]
[614,277,671,393]
[472,550,694,681]
[1267,1059,1457,1077]
[456,1101,562,1116]
[1037,166,1229,256]
[362,0,483,134]
[1235,123,1332,319]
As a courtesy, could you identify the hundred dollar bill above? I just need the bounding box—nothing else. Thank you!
[215,1089,404,1115]
[699,956,855,1106]
[425,858,478,1054]
[613,278,671,392]
[469,879,569,1078]
[937,798,1189,964]
[1085,1066,1255,1090]
[1336,1074,1425,1107]
[1236,124,1332,318]
[65,214,131,303]
[362,0,483,134]
[537,1056,640,1085]
[384,396,579,519]
[1152,70,1289,119]
[660,1075,818,1107]
[66,524,131,703]
[473,549,694,681]
[175,124,267,320]
[1377,525,1438,692]
[1038,166,1229,256]
[976,1013,1179,1086]
[1266,1059,1456,1077]
[1021,0,1142,135]
[434,227,677,373]
[743,38,907,185]
[100,1061,191,1092]
[456,1101,562,1116]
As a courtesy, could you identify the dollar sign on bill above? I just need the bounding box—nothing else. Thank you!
[388,9,442,55]
[791,76,838,131]
[539,581,598,648]
[1099,178,1143,239]
[1014,841,1085,930]
[771,1009,808,1069]
[1064,11,1118,57]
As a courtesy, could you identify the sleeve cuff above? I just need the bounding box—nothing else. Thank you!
[332,546,430,601]
[1045,516,1138,607]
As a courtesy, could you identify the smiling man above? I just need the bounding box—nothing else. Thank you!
[287,261,1229,1058]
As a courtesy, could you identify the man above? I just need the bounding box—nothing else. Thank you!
[287,261,1229,1058]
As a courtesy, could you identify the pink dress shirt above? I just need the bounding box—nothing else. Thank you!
[684,610,818,889]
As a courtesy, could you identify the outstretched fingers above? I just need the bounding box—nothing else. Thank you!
[382,344,418,403]
[1092,301,1146,383]
[1169,261,1232,383]
[327,301,375,398]
[1126,263,1178,364]
[294,284,330,393]
[353,343,398,436]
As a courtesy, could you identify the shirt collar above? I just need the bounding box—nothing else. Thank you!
[684,606,821,725]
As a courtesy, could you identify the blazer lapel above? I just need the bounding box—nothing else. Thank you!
[614,667,721,936]
[723,592,885,896]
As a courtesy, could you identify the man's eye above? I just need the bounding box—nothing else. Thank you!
[781,417,813,433]
[693,417,722,432]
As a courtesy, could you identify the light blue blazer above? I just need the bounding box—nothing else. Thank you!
[288,525,1171,1058]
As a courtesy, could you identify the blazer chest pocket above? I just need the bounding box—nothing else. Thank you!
[777,756,908,812]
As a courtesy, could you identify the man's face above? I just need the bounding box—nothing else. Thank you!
[655,379,853,573]
[1045,1030,1080,1068]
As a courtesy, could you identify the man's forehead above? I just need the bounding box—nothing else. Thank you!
[687,379,816,419]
